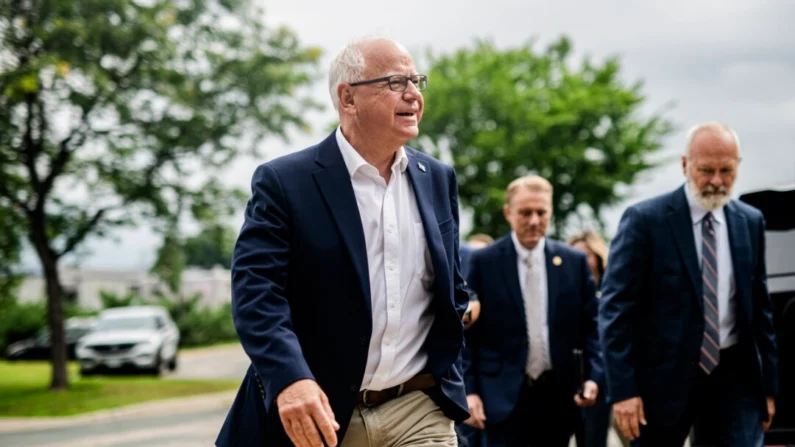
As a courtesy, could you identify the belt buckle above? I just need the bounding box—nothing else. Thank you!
[361,389,373,406]
[362,390,373,407]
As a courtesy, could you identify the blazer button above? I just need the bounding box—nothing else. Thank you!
[350,384,358,392]
[359,337,367,346]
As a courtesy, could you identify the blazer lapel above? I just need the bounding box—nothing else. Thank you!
[725,201,752,319]
[544,241,561,337]
[498,237,526,318]
[405,153,451,292]
[667,186,702,307]
[312,133,371,312]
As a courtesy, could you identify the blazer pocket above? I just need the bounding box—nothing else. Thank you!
[438,216,454,235]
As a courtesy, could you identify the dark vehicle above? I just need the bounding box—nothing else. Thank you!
[740,183,795,445]
[5,317,96,360]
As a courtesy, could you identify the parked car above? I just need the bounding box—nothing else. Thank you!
[740,183,795,445]
[76,306,180,376]
[5,317,96,360]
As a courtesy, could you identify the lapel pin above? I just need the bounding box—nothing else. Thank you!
[552,256,562,266]
[418,162,426,172]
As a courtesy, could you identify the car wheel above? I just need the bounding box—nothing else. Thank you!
[147,351,163,377]
[167,353,178,372]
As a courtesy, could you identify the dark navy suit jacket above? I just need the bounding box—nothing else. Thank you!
[216,132,471,446]
[598,185,779,425]
[462,235,603,423]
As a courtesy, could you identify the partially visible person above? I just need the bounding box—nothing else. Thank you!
[599,122,778,446]
[457,233,495,447]
[460,233,495,328]
[568,230,628,447]
[463,175,603,447]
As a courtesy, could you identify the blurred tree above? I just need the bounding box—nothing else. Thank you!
[181,223,237,269]
[416,37,674,238]
[150,221,236,296]
[0,0,321,389]
[0,205,23,298]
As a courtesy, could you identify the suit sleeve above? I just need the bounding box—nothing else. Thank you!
[231,164,314,412]
[599,206,647,403]
[448,167,470,318]
[579,253,604,386]
[752,215,779,397]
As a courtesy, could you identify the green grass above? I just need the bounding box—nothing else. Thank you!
[0,361,238,417]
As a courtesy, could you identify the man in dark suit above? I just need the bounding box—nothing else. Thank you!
[216,36,470,447]
[599,122,779,446]
[462,175,603,447]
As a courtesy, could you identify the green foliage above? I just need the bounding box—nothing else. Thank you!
[0,0,319,386]
[1,0,321,258]
[0,206,23,297]
[97,290,146,309]
[416,37,674,238]
[182,224,237,269]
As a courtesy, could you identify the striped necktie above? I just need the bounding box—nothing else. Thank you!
[699,212,720,374]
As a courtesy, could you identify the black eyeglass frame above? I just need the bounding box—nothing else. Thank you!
[348,74,428,92]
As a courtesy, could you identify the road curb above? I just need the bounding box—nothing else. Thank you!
[0,390,236,434]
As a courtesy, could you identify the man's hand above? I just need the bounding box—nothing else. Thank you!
[463,301,481,329]
[613,396,647,441]
[276,379,340,447]
[763,396,776,431]
[463,394,487,429]
[574,380,599,407]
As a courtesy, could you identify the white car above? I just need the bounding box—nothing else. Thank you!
[76,306,180,376]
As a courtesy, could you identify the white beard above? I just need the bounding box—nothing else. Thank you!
[687,176,732,211]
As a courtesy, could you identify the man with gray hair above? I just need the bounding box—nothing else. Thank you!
[216,36,470,447]
[599,122,779,446]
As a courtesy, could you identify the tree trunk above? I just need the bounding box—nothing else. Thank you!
[30,214,69,391]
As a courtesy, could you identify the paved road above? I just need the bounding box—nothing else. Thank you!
[2,406,228,447]
[167,343,250,381]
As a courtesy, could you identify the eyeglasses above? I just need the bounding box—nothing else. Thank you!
[349,74,427,92]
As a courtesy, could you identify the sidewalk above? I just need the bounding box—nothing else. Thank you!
[0,390,236,434]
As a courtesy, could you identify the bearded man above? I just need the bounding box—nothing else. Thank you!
[598,122,779,447]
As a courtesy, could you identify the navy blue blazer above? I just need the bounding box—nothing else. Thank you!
[598,185,779,425]
[462,235,602,423]
[216,132,471,446]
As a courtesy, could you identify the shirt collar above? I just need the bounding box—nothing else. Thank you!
[511,232,546,265]
[335,126,409,178]
[684,182,726,225]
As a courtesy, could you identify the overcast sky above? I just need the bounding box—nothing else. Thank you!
[22,0,795,271]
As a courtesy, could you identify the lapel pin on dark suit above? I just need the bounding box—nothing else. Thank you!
[418,161,426,172]
[552,255,562,266]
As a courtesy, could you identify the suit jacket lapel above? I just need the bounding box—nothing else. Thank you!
[667,186,702,307]
[544,241,561,337]
[498,237,526,319]
[725,201,752,319]
[312,133,371,313]
[405,152,451,293]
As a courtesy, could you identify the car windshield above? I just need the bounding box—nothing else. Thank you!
[94,316,158,331]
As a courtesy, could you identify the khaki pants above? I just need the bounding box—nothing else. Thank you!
[340,390,457,447]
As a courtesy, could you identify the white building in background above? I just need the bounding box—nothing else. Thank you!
[17,265,232,309]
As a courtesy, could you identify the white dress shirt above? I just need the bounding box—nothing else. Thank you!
[684,184,738,348]
[336,127,436,391]
[511,232,552,375]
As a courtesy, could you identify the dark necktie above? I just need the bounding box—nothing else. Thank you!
[699,212,720,374]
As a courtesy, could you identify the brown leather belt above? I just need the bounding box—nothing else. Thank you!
[356,373,436,407]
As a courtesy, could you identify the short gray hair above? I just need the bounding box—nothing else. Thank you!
[328,36,395,112]
[684,122,741,157]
